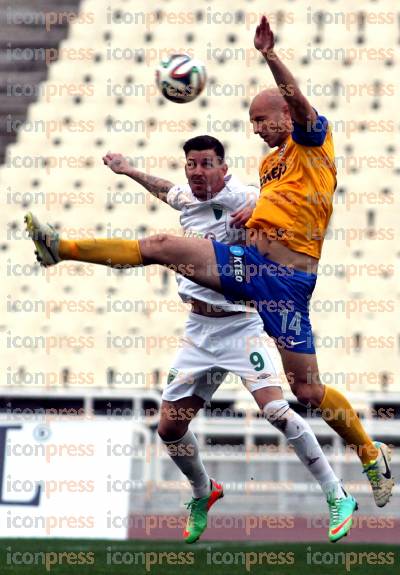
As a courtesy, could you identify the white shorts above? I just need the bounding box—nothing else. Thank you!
[162,312,283,403]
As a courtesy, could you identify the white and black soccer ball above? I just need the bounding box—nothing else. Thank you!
[156,53,206,103]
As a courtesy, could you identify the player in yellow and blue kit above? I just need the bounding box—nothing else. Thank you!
[25,15,393,542]
[214,98,336,355]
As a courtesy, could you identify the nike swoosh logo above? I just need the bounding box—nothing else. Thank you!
[331,515,352,535]
[380,447,392,479]
[46,244,58,264]
[289,340,306,347]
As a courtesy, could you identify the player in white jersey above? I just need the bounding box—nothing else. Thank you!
[102,135,353,543]
[159,175,280,402]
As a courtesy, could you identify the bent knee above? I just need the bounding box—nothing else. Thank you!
[140,233,172,262]
[151,233,172,246]
[158,420,188,442]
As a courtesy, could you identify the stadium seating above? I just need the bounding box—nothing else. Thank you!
[0,1,398,520]
[1,0,398,397]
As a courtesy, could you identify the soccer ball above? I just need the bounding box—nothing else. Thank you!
[156,53,206,103]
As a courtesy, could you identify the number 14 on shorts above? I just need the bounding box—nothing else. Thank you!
[280,309,302,335]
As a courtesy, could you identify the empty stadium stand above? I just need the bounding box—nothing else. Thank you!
[0,0,398,516]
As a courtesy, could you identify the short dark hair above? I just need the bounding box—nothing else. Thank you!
[183,135,225,161]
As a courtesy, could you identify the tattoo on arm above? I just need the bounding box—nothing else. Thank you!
[128,171,174,203]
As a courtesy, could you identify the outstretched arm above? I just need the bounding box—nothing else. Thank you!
[103,152,174,203]
[254,15,317,126]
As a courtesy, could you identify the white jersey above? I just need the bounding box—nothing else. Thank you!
[167,174,259,311]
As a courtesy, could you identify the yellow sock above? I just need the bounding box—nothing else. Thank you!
[319,386,379,465]
[59,238,143,267]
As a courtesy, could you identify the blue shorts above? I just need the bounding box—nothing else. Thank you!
[212,242,317,354]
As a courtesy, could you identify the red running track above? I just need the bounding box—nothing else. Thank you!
[128,514,400,544]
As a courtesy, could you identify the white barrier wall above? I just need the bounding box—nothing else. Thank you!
[0,417,149,539]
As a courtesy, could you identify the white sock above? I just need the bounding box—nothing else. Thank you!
[162,429,211,499]
[264,399,346,499]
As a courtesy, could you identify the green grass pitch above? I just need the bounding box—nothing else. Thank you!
[1,539,398,574]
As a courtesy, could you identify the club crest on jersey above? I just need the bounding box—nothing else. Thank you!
[167,368,178,385]
[229,245,245,283]
[260,161,287,187]
[211,203,224,220]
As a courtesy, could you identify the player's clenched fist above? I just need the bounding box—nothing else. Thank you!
[102,152,133,175]
[254,15,275,57]
[230,205,254,229]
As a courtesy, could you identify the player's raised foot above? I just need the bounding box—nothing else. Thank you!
[327,491,358,543]
[363,441,395,507]
[24,212,60,267]
[183,478,224,544]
